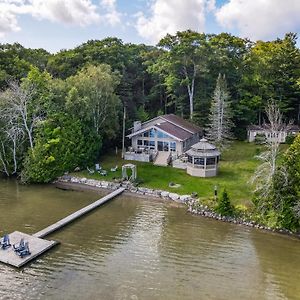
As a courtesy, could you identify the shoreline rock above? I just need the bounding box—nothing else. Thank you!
[55,175,300,239]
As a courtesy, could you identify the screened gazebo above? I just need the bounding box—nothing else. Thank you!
[185,138,220,177]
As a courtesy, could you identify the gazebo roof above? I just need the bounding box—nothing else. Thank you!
[186,138,220,157]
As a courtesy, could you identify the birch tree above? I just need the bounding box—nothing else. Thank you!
[2,81,39,149]
[206,74,233,150]
[154,30,207,120]
[250,101,290,211]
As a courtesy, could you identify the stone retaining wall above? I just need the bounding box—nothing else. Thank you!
[56,175,299,238]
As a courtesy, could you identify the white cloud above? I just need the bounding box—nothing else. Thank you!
[135,0,214,44]
[100,0,122,26]
[0,0,124,37]
[215,0,300,40]
[0,9,21,37]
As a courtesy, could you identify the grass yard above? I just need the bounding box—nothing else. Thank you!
[74,141,281,207]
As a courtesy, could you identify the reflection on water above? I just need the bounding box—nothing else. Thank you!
[0,179,299,300]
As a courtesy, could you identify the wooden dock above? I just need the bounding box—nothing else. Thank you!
[0,187,125,268]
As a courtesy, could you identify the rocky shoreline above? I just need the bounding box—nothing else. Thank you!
[56,175,299,239]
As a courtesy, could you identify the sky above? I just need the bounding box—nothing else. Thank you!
[0,0,300,53]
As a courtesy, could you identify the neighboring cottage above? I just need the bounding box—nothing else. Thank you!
[125,114,203,165]
[247,124,300,143]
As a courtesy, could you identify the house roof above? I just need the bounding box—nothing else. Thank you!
[247,124,300,132]
[127,114,202,141]
[160,114,202,134]
[155,122,192,140]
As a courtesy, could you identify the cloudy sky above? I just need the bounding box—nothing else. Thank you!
[0,0,300,53]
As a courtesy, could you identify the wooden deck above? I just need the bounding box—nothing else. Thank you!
[0,187,125,268]
[0,231,57,268]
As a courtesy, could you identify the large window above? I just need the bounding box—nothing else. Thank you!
[137,140,142,146]
[158,141,163,151]
[157,130,170,139]
[149,128,155,137]
[143,131,149,137]
[163,142,169,151]
[149,140,155,149]
[170,142,176,152]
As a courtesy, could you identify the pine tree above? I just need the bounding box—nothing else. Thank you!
[207,73,233,150]
[216,189,234,216]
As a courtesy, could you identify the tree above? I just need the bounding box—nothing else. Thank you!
[153,30,208,120]
[66,64,121,139]
[206,74,233,150]
[216,189,234,216]
[21,115,101,183]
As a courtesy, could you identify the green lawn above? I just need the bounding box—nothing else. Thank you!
[74,141,277,207]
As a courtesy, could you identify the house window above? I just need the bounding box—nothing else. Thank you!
[194,157,204,165]
[149,140,155,149]
[137,140,142,146]
[158,141,163,151]
[163,142,169,151]
[149,128,155,138]
[207,157,216,165]
[157,130,170,139]
[143,131,149,137]
[144,140,149,146]
[170,142,176,152]
[188,155,193,163]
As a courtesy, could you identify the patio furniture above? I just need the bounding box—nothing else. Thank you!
[110,165,118,172]
[16,242,31,258]
[13,238,25,253]
[87,167,95,174]
[0,234,11,250]
[100,170,107,176]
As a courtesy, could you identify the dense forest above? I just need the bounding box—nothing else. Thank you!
[0,30,299,183]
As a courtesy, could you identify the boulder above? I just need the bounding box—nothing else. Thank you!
[169,193,179,201]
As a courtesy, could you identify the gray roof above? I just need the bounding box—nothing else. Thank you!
[186,138,220,157]
[127,114,202,141]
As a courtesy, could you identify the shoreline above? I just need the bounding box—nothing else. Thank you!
[55,175,300,240]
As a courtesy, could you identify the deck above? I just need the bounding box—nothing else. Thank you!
[0,187,125,268]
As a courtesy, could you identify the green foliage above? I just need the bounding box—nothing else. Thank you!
[285,134,296,144]
[254,133,267,144]
[22,115,101,183]
[216,189,234,216]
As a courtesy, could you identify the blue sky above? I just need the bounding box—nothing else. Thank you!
[0,0,299,53]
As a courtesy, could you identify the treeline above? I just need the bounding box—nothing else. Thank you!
[0,31,299,182]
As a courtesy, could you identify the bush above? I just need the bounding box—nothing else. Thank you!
[216,189,234,216]
[254,133,266,144]
[285,134,296,145]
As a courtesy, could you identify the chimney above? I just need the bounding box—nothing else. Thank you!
[133,121,142,132]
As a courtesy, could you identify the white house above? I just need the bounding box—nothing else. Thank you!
[125,114,203,165]
[247,124,300,143]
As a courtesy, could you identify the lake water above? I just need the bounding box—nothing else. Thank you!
[0,179,299,300]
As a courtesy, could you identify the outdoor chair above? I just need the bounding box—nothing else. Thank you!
[95,164,102,172]
[110,165,118,172]
[100,170,107,176]
[87,167,95,174]
[13,238,25,253]
[0,234,11,250]
[16,241,31,258]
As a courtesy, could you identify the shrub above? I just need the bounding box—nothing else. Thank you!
[254,133,266,144]
[216,189,234,216]
[285,134,296,145]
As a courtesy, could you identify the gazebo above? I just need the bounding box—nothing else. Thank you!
[185,138,220,177]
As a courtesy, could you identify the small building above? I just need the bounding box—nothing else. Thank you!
[247,124,300,143]
[125,114,203,164]
[185,138,220,177]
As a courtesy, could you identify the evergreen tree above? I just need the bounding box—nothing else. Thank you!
[216,189,234,216]
[207,74,233,150]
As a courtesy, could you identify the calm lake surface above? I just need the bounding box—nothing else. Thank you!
[0,179,299,300]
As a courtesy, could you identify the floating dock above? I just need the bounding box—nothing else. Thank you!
[0,187,125,268]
